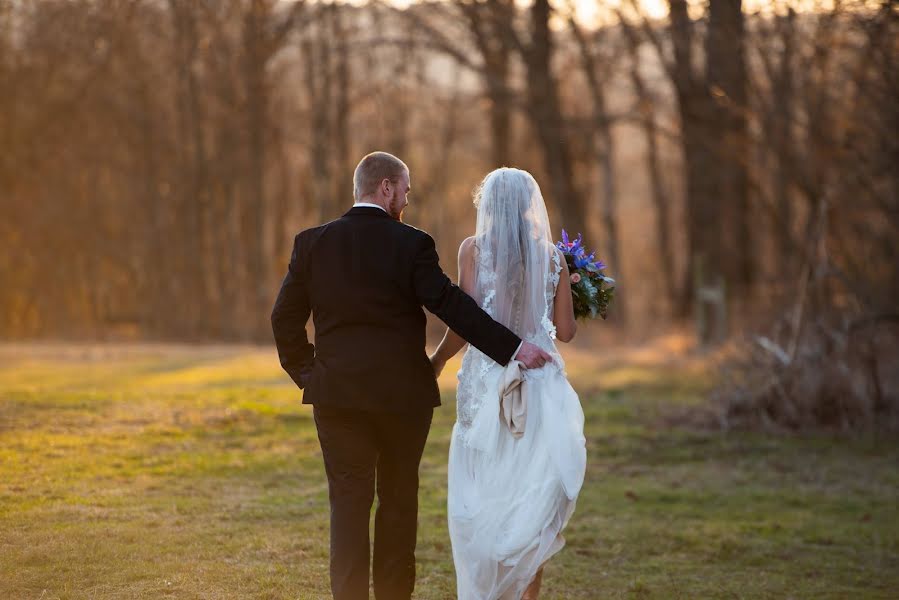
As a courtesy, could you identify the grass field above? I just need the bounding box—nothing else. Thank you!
[1,341,897,599]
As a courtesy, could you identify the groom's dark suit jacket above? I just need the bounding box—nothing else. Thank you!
[271,205,521,412]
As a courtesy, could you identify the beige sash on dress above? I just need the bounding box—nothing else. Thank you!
[499,360,528,438]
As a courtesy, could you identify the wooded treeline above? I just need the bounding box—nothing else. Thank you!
[1,0,895,342]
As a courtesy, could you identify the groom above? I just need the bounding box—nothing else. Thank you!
[271,151,551,600]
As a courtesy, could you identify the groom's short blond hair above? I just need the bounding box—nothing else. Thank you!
[353,151,408,202]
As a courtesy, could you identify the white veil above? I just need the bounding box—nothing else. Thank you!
[471,168,560,352]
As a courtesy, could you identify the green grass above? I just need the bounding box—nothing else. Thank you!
[1,343,897,599]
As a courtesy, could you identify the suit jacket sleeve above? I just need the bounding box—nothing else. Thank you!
[412,232,521,366]
[271,233,315,389]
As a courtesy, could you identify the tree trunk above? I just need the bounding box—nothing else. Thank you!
[621,22,678,315]
[243,0,272,340]
[522,0,585,231]
[706,0,752,293]
[332,4,352,202]
[465,0,512,168]
[303,23,333,222]
[667,0,720,316]
[170,0,210,337]
[772,8,797,268]
[570,20,623,320]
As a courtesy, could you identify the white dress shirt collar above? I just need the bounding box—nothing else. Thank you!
[353,202,388,213]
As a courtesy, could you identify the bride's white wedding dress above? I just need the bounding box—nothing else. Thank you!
[447,169,587,600]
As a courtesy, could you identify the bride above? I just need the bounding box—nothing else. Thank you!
[430,168,587,599]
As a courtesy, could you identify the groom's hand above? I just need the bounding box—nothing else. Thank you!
[514,342,552,369]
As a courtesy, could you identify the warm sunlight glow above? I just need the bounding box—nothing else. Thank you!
[566,0,669,26]
[338,0,870,28]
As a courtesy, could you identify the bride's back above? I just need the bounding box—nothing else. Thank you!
[469,168,560,343]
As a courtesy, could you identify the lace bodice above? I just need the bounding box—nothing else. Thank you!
[455,245,565,434]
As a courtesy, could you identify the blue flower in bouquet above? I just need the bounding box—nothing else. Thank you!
[559,230,606,272]
[557,229,583,254]
[573,250,595,270]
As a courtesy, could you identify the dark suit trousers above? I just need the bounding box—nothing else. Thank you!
[313,404,434,600]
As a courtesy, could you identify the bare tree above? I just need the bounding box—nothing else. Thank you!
[2,0,895,346]
[620,18,678,314]
[242,0,304,337]
[458,0,513,167]
[510,0,585,230]
[568,12,625,320]
[706,0,752,292]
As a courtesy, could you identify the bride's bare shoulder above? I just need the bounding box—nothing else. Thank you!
[459,236,477,256]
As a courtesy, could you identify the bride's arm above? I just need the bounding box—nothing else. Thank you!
[429,237,477,376]
[553,251,578,343]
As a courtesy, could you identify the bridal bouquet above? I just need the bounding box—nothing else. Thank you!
[556,230,615,320]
